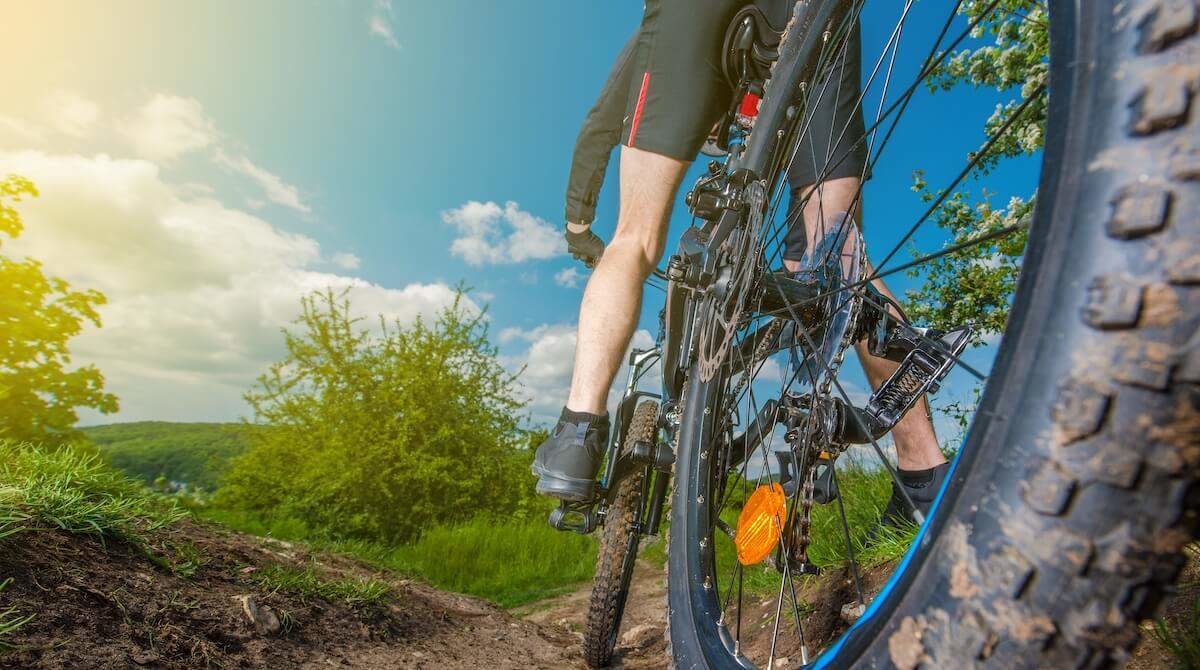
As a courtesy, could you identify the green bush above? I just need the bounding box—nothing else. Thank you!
[216,289,541,545]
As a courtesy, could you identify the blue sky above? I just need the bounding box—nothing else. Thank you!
[0,1,1036,432]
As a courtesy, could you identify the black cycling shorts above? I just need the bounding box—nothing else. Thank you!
[564,1,869,226]
[785,25,871,189]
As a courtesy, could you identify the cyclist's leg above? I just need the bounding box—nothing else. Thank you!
[782,24,945,473]
[787,182,946,474]
[564,0,743,415]
[567,147,687,414]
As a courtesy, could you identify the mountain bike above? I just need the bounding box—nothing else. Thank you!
[552,0,1200,667]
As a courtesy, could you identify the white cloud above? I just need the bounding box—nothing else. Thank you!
[213,148,310,214]
[0,114,45,145]
[0,149,470,422]
[331,252,361,269]
[554,266,584,288]
[442,200,565,266]
[501,323,656,425]
[43,91,101,138]
[122,94,217,161]
[369,0,401,49]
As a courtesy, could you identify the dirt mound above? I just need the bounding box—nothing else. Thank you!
[0,520,583,669]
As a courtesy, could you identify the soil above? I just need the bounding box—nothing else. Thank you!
[518,547,895,670]
[1,519,1194,669]
[1126,553,1200,670]
[0,520,582,670]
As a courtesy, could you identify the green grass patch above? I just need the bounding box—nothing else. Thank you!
[384,517,597,607]
[251,562,390,605]
[639,535,668,569]
[0,440,186,546]
[192,505,315,542]
[199,505,598,609]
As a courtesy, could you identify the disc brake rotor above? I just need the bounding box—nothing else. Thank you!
[698,180,766,382]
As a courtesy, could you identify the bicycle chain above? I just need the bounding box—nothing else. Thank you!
[788,227,868,569]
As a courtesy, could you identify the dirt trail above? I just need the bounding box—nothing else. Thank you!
[1,522,586,670]
[3,519,1189,669]
[517,559,670,669]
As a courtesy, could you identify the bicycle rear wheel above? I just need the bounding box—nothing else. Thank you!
[667,1,1200,668]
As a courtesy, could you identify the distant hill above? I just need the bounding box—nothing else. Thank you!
[82,421,255,490]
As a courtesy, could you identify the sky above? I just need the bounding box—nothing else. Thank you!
[0,1,1037,434]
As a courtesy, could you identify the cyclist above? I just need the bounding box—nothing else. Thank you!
[532,0,949,526]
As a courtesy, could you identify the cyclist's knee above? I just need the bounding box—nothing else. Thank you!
[607,230,664,276]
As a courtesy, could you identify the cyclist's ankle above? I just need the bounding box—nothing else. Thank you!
[561,406,608,425]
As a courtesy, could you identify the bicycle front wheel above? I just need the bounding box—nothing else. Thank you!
[667,0,1200,668]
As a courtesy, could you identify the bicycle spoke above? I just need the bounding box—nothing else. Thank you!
[831,466,865,608]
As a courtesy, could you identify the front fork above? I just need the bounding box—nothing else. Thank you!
[549,347,675,535]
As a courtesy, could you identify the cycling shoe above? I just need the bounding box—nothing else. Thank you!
[532,409,609,501]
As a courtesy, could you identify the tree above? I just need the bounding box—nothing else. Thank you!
[217,288,538,544]
[0,175,118,444]
[905,1,1048,342]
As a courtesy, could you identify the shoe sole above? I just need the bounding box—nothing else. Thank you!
[531,465,596,502]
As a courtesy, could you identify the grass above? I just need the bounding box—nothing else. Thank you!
[0,440,187,546]
[384,516,598,607]
[1152,594,1200,669]
[240,514,600,610]
[202,505,599,609]
[0,578,34,654]
[251,562,391,605]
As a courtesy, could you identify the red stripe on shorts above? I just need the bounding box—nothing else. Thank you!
[628,71,651,147]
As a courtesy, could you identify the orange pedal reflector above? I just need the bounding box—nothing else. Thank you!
[735,483,787,566]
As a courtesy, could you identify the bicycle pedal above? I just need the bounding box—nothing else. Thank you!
[867,326,972,429]
[548,500,599,535]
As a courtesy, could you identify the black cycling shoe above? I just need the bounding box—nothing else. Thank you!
[879,462,951,527]
[531,408,610,502]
